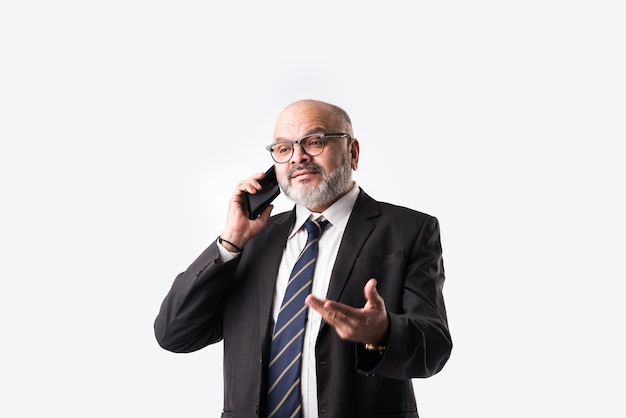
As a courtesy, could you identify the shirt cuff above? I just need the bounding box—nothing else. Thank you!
[216,239,241,261]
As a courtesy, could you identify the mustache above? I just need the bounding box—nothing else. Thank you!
[287,163,323,179]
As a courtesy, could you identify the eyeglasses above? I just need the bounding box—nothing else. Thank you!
[265,133,351,163]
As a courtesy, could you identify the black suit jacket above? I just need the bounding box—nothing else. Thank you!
[155,189,452,418]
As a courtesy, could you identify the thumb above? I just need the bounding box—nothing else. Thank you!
[363,278,385,310]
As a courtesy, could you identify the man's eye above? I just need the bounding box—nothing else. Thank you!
[276,144,292,154]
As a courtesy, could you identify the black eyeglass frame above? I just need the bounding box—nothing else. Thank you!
[265,132,351,163]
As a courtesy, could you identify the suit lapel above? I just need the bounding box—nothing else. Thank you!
[325,190,380,304]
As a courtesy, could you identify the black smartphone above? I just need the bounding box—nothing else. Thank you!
[244,165,280,220]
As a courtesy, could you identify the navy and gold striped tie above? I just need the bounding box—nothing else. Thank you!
[266,218,329,418]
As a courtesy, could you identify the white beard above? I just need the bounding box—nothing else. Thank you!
[280,155,353,210]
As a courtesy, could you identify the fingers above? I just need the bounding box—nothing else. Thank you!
[363,278,385,310]
[322,308,339,325]
[223,172,273,242]
[305,294,326,314]
[306,295,337,323]
[306,279,384,326]
[258,204,274,221]
[306,295,354,331]
[306,280,389,344]
[237,171,267,194]
[230,171,270,215]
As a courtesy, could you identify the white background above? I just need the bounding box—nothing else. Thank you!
[1,1,625,417]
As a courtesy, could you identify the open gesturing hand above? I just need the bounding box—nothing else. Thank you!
[305,278,390,346]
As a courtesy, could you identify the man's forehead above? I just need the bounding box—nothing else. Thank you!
[275,109,336,131]
[273,101,341,140]
[273,117,339,138]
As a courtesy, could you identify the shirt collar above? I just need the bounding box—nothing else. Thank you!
[290,182,360,238]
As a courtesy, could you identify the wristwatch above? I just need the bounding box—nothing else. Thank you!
[364,343,386,355]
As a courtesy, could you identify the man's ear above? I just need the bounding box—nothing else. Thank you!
[349,138,360,170]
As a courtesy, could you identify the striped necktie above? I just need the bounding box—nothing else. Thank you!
[265,218,329,418]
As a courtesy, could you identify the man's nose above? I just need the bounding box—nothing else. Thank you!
[290,143,310,163]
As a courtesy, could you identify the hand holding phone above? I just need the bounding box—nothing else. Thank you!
[244,166,280,220]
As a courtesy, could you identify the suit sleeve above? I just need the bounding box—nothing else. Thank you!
[357,216,452,378]
[154,240,240,353]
